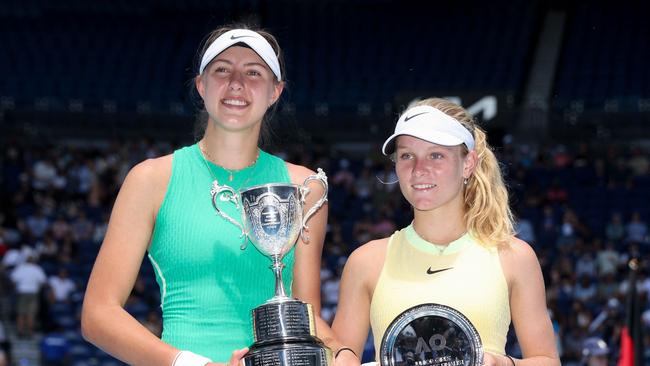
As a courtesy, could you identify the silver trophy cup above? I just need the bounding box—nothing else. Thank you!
[211,168,331,366]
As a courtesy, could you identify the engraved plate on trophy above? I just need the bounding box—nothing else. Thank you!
[211,168,331,366]
[380,303,483,366]
[252,301,315,343]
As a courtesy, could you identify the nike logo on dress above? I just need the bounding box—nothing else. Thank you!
[231,34,256,40]
[426,267,453,275]
[404,111,429,121]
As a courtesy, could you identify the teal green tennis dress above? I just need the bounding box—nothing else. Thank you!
[148,143,295,362]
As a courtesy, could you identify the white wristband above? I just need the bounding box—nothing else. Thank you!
[172,351,212,366]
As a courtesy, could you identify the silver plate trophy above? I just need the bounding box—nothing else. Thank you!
[211,168,331,366]
[380,304,483,366]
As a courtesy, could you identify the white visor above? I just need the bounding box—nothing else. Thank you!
[199,29,282,81]
[382,105,475,155]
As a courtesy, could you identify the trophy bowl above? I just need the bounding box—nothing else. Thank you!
[241,183,303,263]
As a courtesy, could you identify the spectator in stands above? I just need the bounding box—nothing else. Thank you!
[552,145,572,169]
[1,145,24,197]
[49,214,71,242]
[35,232,59,266]
[556,209,589,249]
[332,99,559,366]
[514,206,537,247]
[321,265,341,314]
[319,261,337,324]
[31,155,58,191]
[587,298,620,335]
[353,164,375,201]
[92,212,109,244]
[575,252,597,279]
[371,209,396,238]
[580,337,609,366]
[1,242,28,270]
[352,216,375,245]
[70,211,94,243]
[627,147,649,177]
[604,213,625,244]
[25,208,50,239]
[573,275,597,303]
[595,273,619,301]
[40,323,71,366]
[625,211,648,244]
[546,178,568,204]
[69,158,95,197]
[595,240,620,277]
[10,253,47,337]
[81,23,334,366]
[130,275,159,309]
[573,301,593,333]
[47,268,76,304]
[538,205,559,249]
[332,158,355,190]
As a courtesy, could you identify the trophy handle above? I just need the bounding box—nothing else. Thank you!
[210,181,248,249]
[299,168,328,243]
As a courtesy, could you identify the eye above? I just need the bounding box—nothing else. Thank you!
[399,152,414,160]
[430,152,444,160]
[214,66,229,74]
[245,67,265,77]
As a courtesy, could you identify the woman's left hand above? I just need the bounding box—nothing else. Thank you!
[206,348,249,366]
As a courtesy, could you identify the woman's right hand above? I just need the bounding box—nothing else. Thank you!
[333,349,362,366]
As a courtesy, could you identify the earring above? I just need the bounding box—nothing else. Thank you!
[463,178,468,185]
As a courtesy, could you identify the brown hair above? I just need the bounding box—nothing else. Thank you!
[193,23,286,147]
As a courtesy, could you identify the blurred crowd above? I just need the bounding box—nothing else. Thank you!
[0,137,649,365]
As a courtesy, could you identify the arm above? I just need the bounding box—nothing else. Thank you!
[493,239,560,366]
[81,157,180,366]
[286,163,336,346]
[331,252,371,356]
[331,241,385,365]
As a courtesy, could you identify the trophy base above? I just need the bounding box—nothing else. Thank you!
[252,299,316,342]
[248,299,331,366]
[243,341,332,366]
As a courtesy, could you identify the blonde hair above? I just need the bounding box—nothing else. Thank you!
[413,98,515,247]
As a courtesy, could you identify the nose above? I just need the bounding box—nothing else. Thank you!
[412,158,429,177]
[228,71,244,91]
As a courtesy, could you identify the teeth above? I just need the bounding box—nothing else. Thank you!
[223,99,247,106]
[413,184,436,189]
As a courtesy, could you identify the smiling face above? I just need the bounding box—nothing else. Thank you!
[195,46,284,133]
[394,135,476,215]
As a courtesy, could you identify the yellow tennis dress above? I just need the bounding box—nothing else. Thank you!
[369,225,511,359]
